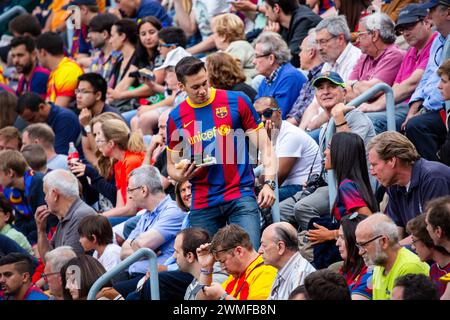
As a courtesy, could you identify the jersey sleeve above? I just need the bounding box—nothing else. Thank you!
[237,93,262,132]
[55,65,83,97]
[339,180,368,213]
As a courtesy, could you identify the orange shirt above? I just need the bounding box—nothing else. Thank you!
[46,57,84,103]
[114,150,145,203]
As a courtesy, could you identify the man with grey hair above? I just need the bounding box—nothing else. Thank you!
[113,165,186,298]
[346,12,405,101]
[43,246,77,300]
[35,169,96,259]
[258,222,315,300]
[355,213,429,300]
[253,31,307,119]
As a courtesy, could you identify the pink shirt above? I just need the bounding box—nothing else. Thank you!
[394,32,438,84]
[349,44,405,85]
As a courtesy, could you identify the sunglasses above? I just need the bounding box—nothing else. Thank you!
[258,108,279,118]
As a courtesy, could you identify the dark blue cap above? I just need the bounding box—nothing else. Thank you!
[312,71,345,88]
[396,3,428,29]
[420,0,450,9]
[63,0,97,9]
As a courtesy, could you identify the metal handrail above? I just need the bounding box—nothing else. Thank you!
[325,83,395,210]
[444,38,450,113]
[0,6,27,33]
[87,248,159,300]
[254,165,280,222]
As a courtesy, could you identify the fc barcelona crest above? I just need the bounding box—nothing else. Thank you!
[215,107,228,118]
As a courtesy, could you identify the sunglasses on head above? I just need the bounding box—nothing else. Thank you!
[259,108,279,118]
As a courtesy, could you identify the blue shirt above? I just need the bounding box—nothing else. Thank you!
[256,63,306,119]
[46,103,82,155]
[137,0,172,27]
[409,34,446,111]
[127,195,186,274]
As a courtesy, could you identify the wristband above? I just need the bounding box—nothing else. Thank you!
[219,292,229,300]
[200,268,213,275]
[335,121,347,128]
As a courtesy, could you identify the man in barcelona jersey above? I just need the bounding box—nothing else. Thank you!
[166,56,276,249]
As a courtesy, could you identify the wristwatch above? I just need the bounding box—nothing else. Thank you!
[219,292,229,300]
[84,125,91,134]
[264,179,276,191]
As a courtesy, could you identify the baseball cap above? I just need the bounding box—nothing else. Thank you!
[154,47,192,71]
[395,3,428,29]
[420,0,450,9]
[63,0,97,9]
[312,71,345,88]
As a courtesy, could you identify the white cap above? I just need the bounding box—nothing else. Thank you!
[155,47,192,71]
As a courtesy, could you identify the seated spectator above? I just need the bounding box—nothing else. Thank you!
[116,0,172,27]
[93,118,145,222]
[355,213,429,300]
[391,274,439,300]
[0,126,21,151]
[259,222,316,300]
[287,284,309,300]
[300,15,361,133]
[263,0,321,68]
[8,14,41,38]
[380,0,417,23]
[0,150,46,244]
[60,255,111,300]
[113,165,186,298]
[0,92,18,129]
[21,144,49,174]
[35,169,97,259]
[368,131,450,240]
[402,0,450,162]
[359,4,437,134]
[334,0,371,37]
[286,30,324,126]
[0,253,48,300]
[437,59,450,165]
[335,213,372,300]
[197,224,277,300]
[346,12,405,101]
[253,32,307,119]
[36,32,84,108]
[75,73,122,165]
[211,13,257,83]
[206,52,257,102]
[21,123,68,170]
[10,36,50,98]
[43,246,77,300]
[78,215,121,271]
[88,13,119,81]
[254,96,321,201]
[303,269,351,300]
[0,194,33,255]
[406,213,450,298]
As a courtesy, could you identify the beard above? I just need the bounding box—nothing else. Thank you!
[16,61,33,75]
[371,242,389,266]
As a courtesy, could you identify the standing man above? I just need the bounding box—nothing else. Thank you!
[116,0,172,27]
[166,56,276,249]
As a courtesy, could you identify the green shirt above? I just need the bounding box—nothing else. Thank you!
[372,247,430,300]
[0,224,33,255]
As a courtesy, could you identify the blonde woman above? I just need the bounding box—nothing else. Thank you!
[212,13,257,83]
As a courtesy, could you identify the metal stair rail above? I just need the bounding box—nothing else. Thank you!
[0,6,27,33]
[325,82,396,210]
[444,37,450,113]
[87,248,160,300]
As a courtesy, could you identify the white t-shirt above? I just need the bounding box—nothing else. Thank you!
[193,0,229,40]
[275,121,322,187]
[94,243,122,271]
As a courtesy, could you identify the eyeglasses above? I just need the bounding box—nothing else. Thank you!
[41,272,59,281]
[94,139,107,145]
[211,246,236,260]
[411,238,421,245]
[316,36,336,46]
[258,108,279,118]
[396,20,423,35]
[127,185,143,193]
[254,52,271,59]
[158,43,178,48]
[355,234,383,251]
[75,89,96,95]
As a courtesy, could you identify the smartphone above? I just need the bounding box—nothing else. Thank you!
[138,68,156,81]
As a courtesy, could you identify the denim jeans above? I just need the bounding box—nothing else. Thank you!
[189,196,261,249]
[121,109,137,126]
[307,128,321,145]
[278,184,302,203]
[108,216,132,227]
[365,103,409,134]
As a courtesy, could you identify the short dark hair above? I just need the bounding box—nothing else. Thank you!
[78,73,108,101]
[89,13,119,34]
[304,270,351,300]
[113,19,139,46]
[9,14,41,37]
[210,224,253,252]
[394,274,439,300]
[0,252,34,277]
[16,92,45,114]
[78,215,114,246]
[158,27,187,48]
[36,32,64,56]
[10,36,36,53]
[265,0,299,14]
[0,194,14,224]
[407,214,446,252]
[21,144,47,172]
[288,285,309,300]
[178,228,210,260]
[426,195,450,240]
[175,56,206,84]
[23,123,55,147]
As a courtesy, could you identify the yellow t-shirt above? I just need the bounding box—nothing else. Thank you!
[46,57,84,103]
[221,255,277,300]
[372,247,430,300]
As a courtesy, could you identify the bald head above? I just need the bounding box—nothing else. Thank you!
[266,222,299,251]
[356,213,399,244]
